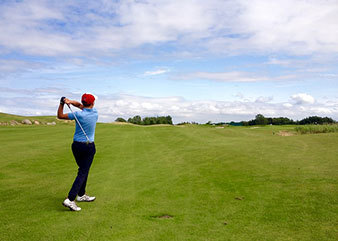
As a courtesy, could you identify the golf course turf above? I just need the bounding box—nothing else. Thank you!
[0,121,337,240]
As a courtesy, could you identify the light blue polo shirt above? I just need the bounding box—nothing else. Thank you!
[68,108,98,142]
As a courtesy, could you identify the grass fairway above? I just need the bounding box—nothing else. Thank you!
[0,123,337,241]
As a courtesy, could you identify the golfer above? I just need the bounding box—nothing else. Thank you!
[57,93,98,211]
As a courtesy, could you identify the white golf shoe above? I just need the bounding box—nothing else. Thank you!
[62,198,81,211]
[76,194,96,202]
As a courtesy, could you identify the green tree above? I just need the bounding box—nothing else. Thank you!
[165,115,173,125]
[128,115,173,125]
[115,117,126,122]
[142,117,150,125]
[299,116,335,125]
[241,121,249,126]
[128,115,142,124]
[255,114,268,125]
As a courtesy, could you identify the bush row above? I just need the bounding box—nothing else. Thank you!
[225,115,336,126]
[295,124,338,134]
[116,115,173,125]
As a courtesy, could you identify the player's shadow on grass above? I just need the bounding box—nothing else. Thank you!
[54,197,71,212]
[54,197,92,212]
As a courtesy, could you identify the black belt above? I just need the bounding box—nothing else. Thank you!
[73,141,95,144]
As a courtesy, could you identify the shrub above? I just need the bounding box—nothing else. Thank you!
[295,124,338,134]
[299,116,335,125]
[115,117,126,122]
[127,115,173,125]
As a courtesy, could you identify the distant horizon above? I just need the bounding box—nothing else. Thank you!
[1,111,336,125]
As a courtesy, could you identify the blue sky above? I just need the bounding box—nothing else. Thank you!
[0,0,337,123]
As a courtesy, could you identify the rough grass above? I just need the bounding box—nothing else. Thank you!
[0,123,337,241]
[295,124,338,134]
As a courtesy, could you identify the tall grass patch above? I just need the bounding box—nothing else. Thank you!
[295,124,338,134]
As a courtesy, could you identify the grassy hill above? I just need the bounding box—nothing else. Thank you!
[0,122,337,240]
[0,112,72,125]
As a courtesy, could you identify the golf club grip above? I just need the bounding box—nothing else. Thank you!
[67,104,90,142]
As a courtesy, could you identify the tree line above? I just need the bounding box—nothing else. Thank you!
[116,114,336,126]
[227,114,336,126]
[115,115,173,125]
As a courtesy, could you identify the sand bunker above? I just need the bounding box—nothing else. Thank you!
[276,131,294,136]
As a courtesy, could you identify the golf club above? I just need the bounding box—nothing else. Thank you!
[66,103,90,144]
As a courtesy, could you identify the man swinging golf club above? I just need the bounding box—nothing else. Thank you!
[57,93,98,211]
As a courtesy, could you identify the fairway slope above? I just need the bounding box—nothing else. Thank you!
[0,124,337,241]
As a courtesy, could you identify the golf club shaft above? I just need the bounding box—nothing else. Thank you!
[66,104,90,143]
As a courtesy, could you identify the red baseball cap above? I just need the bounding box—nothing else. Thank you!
[81,93,95,106]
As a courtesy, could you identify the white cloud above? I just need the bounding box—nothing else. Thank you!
[0,59,45,74]
[177,71,296,82]
[255,96,273,103]
[186,71,269,82]
[283,103,293,108]
[320,73,338,78]
[0,0,337,58]
[291,93,315,105]
[267,58,293,66]
[0,1,336,126]
[225,0,338,54]
[234,92,244,99]
[0,88,337,123]
[144,69,169,76]
[0,0,224,56]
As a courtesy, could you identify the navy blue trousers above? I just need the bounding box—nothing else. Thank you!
[68,141,96,201]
